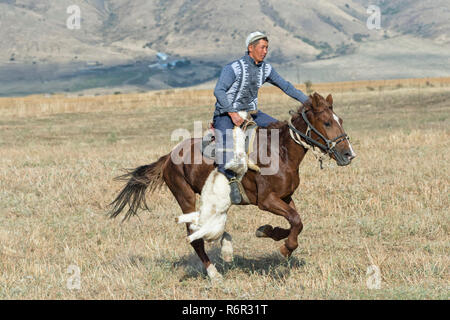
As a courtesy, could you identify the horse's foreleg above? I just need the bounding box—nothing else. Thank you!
[255,224,290,240]
[258,193,303,258]
[256,196,298,241]
[285,196,297,210]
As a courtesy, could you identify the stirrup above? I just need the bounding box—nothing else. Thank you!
[229,178,242,205]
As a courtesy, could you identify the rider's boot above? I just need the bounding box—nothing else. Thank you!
[228,177,242,205]
[218,169,242,205]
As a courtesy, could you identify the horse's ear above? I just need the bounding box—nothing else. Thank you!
[311,92,320,110]
[326,94,333,106]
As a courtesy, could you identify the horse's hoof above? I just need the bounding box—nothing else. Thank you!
[279,244,292,258]
[255,225,273,238]
[206,264,223,283]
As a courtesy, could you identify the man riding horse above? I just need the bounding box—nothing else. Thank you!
[109,31,357,282]
[213,31,310,204]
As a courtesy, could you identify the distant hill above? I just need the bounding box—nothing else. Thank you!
[1,0,449,96]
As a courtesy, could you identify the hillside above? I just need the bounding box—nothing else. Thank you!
[1,0,449,95]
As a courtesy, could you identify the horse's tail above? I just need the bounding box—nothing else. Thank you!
[109,154,170,221]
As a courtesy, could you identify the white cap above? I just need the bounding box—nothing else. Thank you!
[245,31,267,48]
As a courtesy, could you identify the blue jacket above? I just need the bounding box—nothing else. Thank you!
[213,53,309,116]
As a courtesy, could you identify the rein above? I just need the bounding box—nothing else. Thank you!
[288,109,350,168]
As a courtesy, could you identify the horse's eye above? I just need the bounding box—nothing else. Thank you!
[324,122,331,127]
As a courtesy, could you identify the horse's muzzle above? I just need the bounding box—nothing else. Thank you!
[333,149,356,166]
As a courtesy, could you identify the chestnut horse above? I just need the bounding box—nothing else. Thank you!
[109,92,356,280]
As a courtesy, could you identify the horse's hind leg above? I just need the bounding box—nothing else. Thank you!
[220,232,233,263]
[163,163,221,282]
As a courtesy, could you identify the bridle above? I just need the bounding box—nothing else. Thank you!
[288,108,350,167]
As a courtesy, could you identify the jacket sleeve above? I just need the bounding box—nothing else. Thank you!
[266,66,309,104]
[214,64,237,114]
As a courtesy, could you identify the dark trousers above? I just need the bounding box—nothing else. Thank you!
[212,110,278,179]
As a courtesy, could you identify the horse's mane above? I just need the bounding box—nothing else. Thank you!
[301,99,313,112]
[264,101,311,130]
[257,106,307,161]
[265,120,288,130]
[263,101,311,131]
[256,120,288,161]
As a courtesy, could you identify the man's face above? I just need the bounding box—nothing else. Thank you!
[248,39,268,64]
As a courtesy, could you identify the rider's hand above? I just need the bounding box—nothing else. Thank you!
[228,112,245,127]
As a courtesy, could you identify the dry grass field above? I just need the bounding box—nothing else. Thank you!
[0,78,449,299]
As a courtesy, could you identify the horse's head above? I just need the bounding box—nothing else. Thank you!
[295,92,356,166]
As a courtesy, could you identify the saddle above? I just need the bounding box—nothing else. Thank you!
[201,120,260,172]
